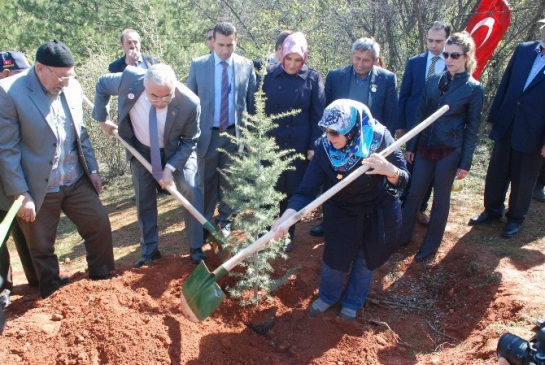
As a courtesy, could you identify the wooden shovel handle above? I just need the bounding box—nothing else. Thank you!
[217,105,450,273]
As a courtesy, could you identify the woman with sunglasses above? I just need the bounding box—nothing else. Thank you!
[272,99,408,321]
[262,32,325,252]
[399,31,483,260]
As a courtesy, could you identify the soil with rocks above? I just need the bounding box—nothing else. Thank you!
[1,188,544,365]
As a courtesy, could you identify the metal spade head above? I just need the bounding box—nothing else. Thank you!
[180,261,227,322]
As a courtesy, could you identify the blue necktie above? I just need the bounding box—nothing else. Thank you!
[149,106,162,181]
[220,61,229,130]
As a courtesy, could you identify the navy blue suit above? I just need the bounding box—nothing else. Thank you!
[398,52,428,131]
[483,42,545,224]
[324,65,398,134]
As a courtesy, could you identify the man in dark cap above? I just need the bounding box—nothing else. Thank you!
[0,40,115,298]
[1,51,31,79]
[0,50,38,310]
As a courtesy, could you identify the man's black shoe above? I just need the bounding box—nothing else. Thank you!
[309,223,324,237]
[134,250,161,268]
[190,247,207,264]
[90,273,119,280]
[532,188,545,202]
[468,211,502,226]
[502,222,521,238]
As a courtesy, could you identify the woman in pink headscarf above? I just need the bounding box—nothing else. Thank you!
[262,31,326,251]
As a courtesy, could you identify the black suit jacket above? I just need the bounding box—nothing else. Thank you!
[488,42,545,153]
[108,54,160,73]
[324,65,398,134]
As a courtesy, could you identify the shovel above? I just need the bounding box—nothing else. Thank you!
[180,104,450,322]
[0,196,25,247]
[82,96,229,259]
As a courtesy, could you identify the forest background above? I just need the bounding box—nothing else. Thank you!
[1,0,544,177]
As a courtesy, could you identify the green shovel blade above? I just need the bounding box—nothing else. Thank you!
[180,261,227,322]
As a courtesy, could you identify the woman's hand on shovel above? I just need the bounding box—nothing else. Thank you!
[272,208,297,241]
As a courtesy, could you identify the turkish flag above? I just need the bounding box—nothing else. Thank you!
[465,0,511,78]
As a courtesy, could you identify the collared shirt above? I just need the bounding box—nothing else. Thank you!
[523,44,545,91]
[129,92,167,148]
[134,55,149,69]
[213,52,235,128]
[425,52,446,80]
[348,68,369,105]
[46,94,84,192]
[129,92,177,171]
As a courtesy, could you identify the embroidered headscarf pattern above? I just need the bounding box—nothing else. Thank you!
[318,99,385,172]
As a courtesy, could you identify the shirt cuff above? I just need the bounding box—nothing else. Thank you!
[166,163,176,172]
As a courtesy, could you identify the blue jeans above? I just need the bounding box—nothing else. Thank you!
[318,246,374,311]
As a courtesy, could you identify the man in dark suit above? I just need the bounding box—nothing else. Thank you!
[309,37,398,237]
[108,29,160,73]
[323,37,398,134]
[0,40,115,298]
[470,19,545,238]
[397,21,451,225]
[187,21,257,238]
[0,51,38,309]
[93,64,205,265]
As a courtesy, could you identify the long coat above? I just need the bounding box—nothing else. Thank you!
[287,130,408,272]
[263,63,325,194]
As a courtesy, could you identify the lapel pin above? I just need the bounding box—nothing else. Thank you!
[128,93,134,100]
[171,111,176,116]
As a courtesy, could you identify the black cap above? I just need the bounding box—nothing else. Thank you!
[35,40,75,67]
[1,51,31,71]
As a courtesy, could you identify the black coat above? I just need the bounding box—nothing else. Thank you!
[287,130,409,272]
[108,54,160,73]
[408,71,483,171]
[263,63,325,194]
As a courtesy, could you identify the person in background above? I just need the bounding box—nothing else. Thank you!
[397,21,451,226]
[0,51,39,309]
[108,28,160,73]
[309,37,398,237]
[469,19,545,238]
[205,28,214,53]
[273,99,408,321]
[187,22,257,239]
[400,32,483,260]
[262,32,325,252]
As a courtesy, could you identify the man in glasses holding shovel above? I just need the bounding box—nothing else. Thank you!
[93,63,206,266]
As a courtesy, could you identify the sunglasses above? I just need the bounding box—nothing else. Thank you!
[442,52,466,60]
[324,129,340,137]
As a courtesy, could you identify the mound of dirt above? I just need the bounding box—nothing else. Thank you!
[1,215,544,364]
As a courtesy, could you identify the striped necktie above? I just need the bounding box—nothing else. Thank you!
[220,61,229,130]
[427,56,440,80]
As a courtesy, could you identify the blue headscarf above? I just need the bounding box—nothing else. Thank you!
[318,99,385,172]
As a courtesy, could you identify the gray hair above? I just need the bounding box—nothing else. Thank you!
[144,63,176,88]
[351,38,380,59]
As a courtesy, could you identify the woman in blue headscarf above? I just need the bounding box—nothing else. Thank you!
[273,99,409,321]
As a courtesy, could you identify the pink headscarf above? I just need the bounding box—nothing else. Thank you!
[281,32,308,63]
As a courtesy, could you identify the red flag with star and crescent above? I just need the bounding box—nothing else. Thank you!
[465,0,511,78]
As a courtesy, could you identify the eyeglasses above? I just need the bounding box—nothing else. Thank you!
[46,66,76,82]
[148,92,174,104]
[442,52,466,60]
[324,129,340,137]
